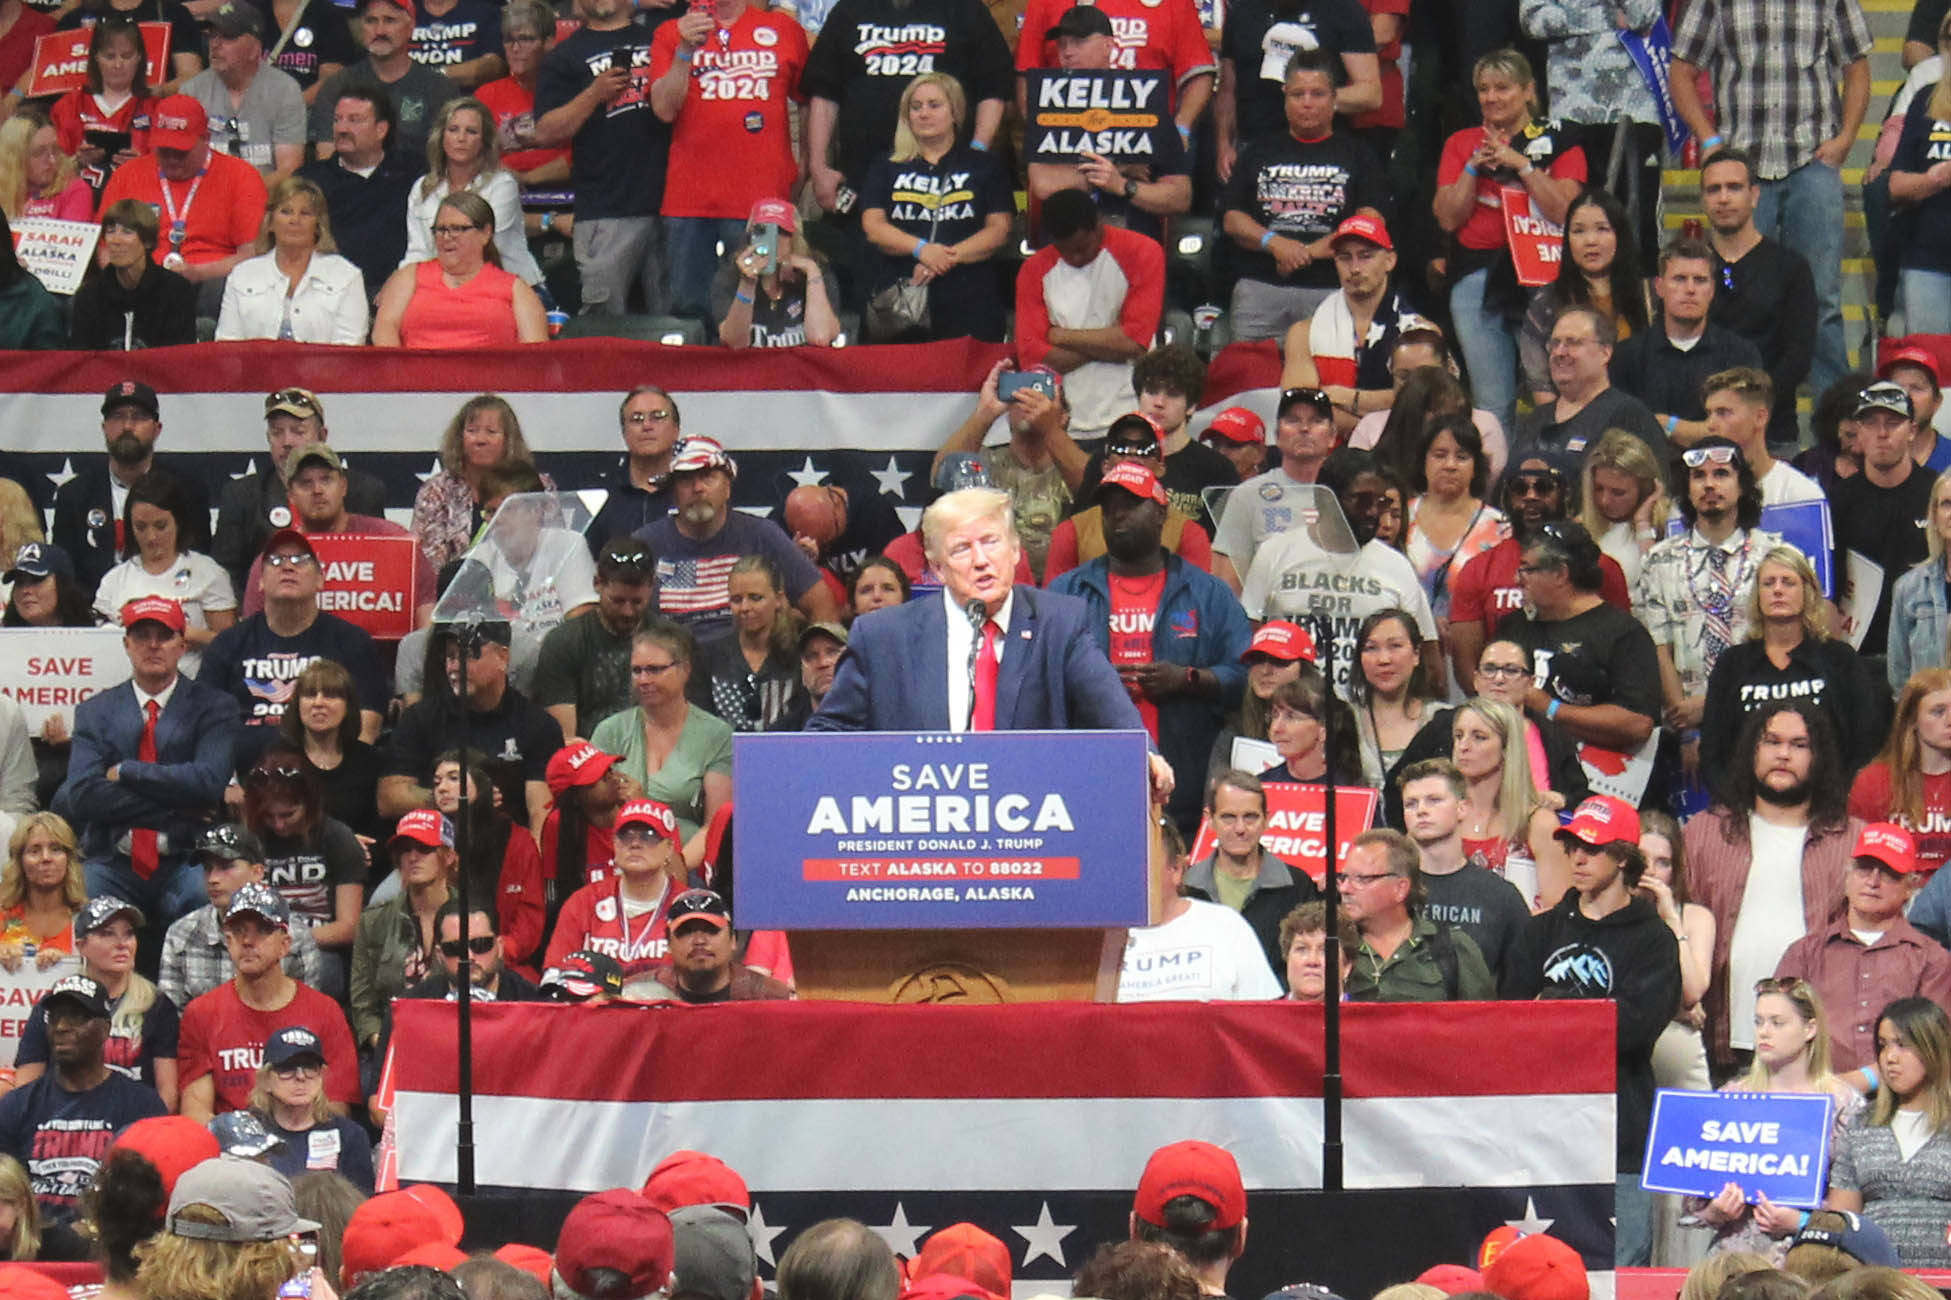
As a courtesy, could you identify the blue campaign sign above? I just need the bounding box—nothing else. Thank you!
[731,730,1152,930]
[1666,498,1834,596]
[1640,1089,1836,1207]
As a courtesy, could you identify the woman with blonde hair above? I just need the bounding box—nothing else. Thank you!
[11,896,179,1108]
[1688,979,1862,1259]
[1829,997,1951,1264]
[402,97,542,289]
[1888,467,1951,690]
[216,176,367,344]
[0,113,92,223]
[0,813,84,972]
[714,198,840,349]
[1700,544,1883,782]
[248,1028,373,1191]
[0,1156,42,1259]
[690,554,809,732]
[135,1158,319,1300]
[1450,696,1570,909]
[858,72,1013,342]
[1580,429,1667,587]
[410,393,555,570]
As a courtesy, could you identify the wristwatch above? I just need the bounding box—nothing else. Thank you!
[1123,178,1139,200]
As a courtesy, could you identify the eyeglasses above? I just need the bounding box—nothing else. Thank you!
[1335,870,1397,888]
[625,409,675,425]
[272,1061,323,1079]
[615,825,661,843]
[1681,445,1738,468]
[440,935,497,957]
[1507,471,1559,498]
[1476,662,1529,680]
[632,660,679,675]
[431,223,484,238]
[264,552,317,569]
[1280,387,1330,412]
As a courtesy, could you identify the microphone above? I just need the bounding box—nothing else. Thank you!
[965,598,988,729]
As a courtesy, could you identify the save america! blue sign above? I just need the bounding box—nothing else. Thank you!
[731,730,1152,929]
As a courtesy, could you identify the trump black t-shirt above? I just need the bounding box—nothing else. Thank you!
[535,19,674,219]
[801,0,1014,186]
[1221,129,1386,289]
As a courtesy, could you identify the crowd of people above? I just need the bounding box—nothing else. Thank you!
[3,0,1951,1275]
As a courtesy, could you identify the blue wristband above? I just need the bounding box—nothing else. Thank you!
[912,238,926,260]
[1463,163,1478,178]
[1259,229,1275,249]
[1666,414,1679,434]
[675,46,693,62]
[734,290,753,304]
[1177,122,1192,143]
[971,138,989,151]
[1702,134,1723,151]
[1546,699,1562,720]
[1863,1065,1880,1092]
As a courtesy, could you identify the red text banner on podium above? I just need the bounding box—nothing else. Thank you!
[390,999,1616,1217]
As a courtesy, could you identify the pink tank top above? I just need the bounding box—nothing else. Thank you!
[399,259,521,349]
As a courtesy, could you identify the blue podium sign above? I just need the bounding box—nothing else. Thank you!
[731,730,1152,930]
[1640,1089,1836,1207]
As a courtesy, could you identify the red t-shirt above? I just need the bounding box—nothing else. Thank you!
[650,9,808,219]
[1108,569,1165,739]
[1016,0,1214,106]
[474,76,568,176]
[1850,762,1951,883]
[97,150,266,266]
[1349,0,1408,131]
[1448,537,1630,632]
[545,876,673,981]
[0,8,55,106]
[50,91,154,159]
[177,981,361,1113]
[1436,124,1587,252]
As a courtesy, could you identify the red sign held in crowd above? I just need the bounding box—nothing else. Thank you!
[1188,784,1380,884]
[306,534,421,640]
[1501,186,1565,288]
[25,24,171,98]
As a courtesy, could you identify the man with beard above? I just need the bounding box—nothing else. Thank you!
[1502,520,1662,763]
[1700,150,1816,449]
[1048,464,1251,831]
[1279,215,1413,438]
[1446,450,1632,682]
[635,438,837,639]
[1180,771,1319,972]
[406,900,543,1002]
[1634,439,1779,774]
[1397,759,1528,979]
[534,538,664,740]
[1238,447,1442,697]
[54,381,213,600]
[0,976,166,1221]
[643,889,790,1002]
[1685,700,1865,1070]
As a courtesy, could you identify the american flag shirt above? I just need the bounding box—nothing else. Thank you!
[638,513,825,641]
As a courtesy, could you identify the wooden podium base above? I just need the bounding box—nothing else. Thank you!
[788,928,1130,1002]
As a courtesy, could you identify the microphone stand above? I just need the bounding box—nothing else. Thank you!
[1314,609,1342,1194]
[445,619,478,1195]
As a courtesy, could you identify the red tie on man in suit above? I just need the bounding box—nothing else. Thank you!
[131,699,159,878]
[971,621,1001,731]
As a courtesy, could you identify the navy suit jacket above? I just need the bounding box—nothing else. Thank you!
[808,586,1145,733]
[53,674,240,862]
[51,459,213,598]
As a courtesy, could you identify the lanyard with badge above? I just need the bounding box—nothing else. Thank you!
[159,169,207,270]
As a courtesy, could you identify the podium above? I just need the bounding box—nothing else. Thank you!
[731,730,1159,1003]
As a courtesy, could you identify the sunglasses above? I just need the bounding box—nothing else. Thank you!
[1280,387,1330,412]
[1681,445,1737,468]
[439,936,496,957]
[1507,471,1559,497]
[247,763,304,785]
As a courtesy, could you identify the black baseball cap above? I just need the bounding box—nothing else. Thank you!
[5,542,73,586]
[196,822,265,864]
[1278,387,1334,420]
[667,889,732,932]
[101,379,159,418]
[43,975,111,1020]
[265,1025,326,1069]
[1046,4,1114,40]
[75,896,143,940]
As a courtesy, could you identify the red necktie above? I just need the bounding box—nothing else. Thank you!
[131,700,159,880]
[971,620,1001,732]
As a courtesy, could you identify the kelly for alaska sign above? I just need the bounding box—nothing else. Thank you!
[1640,1088,1836,1207]
[1026,70,1173,161]
[731,730,1151,928]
